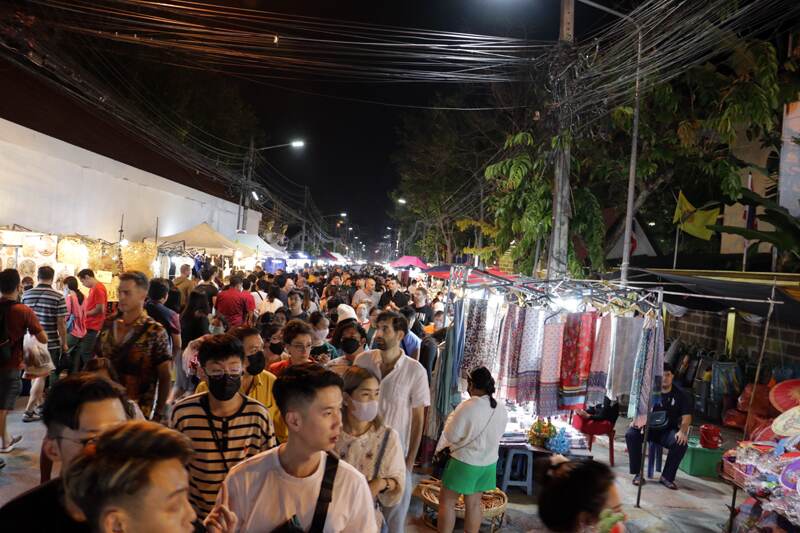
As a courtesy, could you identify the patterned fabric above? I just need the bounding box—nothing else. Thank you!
[460,298,503,374]
[536,322,565,417]
[21,285,67,352]
[496,305,526,402]
[587,314,613,405]
[97,311,171,418]
[437,299,465,419]
[516,309,546,404]
[558,312,597,411]
[607,317,645,399]
[627,315,665,426]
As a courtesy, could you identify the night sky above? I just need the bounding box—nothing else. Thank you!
[230,1,605,245]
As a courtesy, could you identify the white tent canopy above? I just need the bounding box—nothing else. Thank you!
[228,232,288,259]
[159,222,245,256]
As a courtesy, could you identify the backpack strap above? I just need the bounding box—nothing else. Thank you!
[309,452,339,533]
[372,427,392,481]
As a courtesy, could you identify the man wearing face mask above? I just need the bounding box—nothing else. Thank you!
[195,327,287,443]
[170,334,276,518]
[328,322,368,375]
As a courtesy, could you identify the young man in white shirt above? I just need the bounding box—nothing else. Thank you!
[218,363,376,533]
[355,310,430,532]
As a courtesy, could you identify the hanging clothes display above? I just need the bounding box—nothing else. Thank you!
[496,304,526,402]
[558,311,598,411]
[627,315,665,426]
[536,321,565,417]
[607,316,645,399]
[516,309,546,404]
[436,299,466,419]
[587,313,613,406]
[460,297,503,374]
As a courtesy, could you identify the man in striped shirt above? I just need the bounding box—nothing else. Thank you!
[21,266,68,422]
[170,334,276,518]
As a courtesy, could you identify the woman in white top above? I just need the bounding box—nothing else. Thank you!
[436,366,508,533]
[257,284,284,317]
[335,366,405,532]
[251,279,269,314]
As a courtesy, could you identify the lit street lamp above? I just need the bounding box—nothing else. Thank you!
[397,198,407,205]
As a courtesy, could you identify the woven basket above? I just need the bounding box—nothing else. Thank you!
[418,478,508,520]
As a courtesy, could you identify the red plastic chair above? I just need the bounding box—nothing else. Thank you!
[572,416,616,466]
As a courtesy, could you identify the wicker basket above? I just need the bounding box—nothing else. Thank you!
[418,478,508,520]
[721,458,752,488]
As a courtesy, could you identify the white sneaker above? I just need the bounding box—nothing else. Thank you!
[0,435,23,453]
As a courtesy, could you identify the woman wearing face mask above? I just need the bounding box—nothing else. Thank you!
[328,322,368,374]
[436,367,509,533]
[195,327,287,443]
[260,322,285,366]
[308,311,339,364]
[537,458,625,533]
[336,366,405,531]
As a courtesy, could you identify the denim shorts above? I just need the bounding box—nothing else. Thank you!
[0,368,22,410]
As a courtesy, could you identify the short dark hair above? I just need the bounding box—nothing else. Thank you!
[64,421,193,530]
[242,279,252,291]
[664,362,675,374]
[118,271,149,290]
[308,311,327,328]
[198,334,245,366]
[538,460,615,532]
[256,279,269,292]
[228,326,261,343]
[273,363,343,417]
[42,373,129,438]
[276,275,288,289]
[0,268,20,294]
[77,269,95,280]
[229,275,243,288]
[377,310,408,335]
[201,268,214,282]
[147,278,169,301]
[434,310,445,318]
[274,307,289,318]
[283,319,314,345]
[399,305,416,322]
[37,265,55,281]
[260,323,283,341]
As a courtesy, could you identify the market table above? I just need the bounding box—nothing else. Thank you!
[721,465,800,532]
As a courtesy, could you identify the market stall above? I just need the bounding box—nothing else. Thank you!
[158,222,249,276]
[228,232,288,272]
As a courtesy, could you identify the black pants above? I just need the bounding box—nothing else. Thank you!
[625,426,688,482]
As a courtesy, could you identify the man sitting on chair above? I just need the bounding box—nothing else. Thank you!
[625,362,691,490]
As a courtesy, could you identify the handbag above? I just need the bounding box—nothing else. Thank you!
[647,410,669,431]
[433,405,497,478]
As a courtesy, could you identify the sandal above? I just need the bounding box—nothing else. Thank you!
[660,478,678,490]
[22,411,41,423]
[632,474,645,486]
[0,435,22,453]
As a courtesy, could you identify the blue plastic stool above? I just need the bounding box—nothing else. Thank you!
[500,448,534,496]
[647,444,663,478]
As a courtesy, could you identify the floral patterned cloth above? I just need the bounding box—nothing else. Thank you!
[496,305,526,402]
[460,297,503,374]
[516,309,546,404]
[536,322,565,417]
[558,312,598,411]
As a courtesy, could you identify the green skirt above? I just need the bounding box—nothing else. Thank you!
[441,457,497,495]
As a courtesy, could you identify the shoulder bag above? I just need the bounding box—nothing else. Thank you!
[433,404,497,478]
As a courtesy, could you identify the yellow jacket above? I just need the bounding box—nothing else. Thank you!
[196,370,288,443]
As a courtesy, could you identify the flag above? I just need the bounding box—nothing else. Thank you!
[672,191,720,241]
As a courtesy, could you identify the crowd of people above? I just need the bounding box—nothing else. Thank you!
[0,262,644,532]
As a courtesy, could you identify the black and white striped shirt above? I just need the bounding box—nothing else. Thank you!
[21,284,67,351]
[170,392,276,517]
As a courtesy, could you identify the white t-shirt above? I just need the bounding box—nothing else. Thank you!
[219,447,377,533]
[258,298,283,316]
[437,395,508,466]
[354,350,431,454]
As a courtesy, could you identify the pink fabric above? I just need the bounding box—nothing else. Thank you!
[536,322,565,417]
[66,292,87,338]
[559,312,597,411]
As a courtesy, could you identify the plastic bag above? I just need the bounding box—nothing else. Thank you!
[23,333,55,374]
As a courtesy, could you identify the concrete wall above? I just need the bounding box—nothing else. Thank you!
[0,117,260,242]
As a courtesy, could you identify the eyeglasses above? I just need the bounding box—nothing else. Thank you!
[204,368,244,378]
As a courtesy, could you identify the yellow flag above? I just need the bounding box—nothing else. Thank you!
[672,191,719,241]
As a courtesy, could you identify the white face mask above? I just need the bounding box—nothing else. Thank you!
[349,397,379,422]
[314,329,328,341]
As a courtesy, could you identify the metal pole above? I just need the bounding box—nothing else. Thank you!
[742,282,777,440]
[619,29,642,285]
[242,137,255,232]
[672,226,680,269]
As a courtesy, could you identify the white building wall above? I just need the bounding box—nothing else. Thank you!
[0,117,260,242]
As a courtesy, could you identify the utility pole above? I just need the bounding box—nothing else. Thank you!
[546,0,575,279]
[239,137,255,232]
[300,187,308,252]
[475,179,485,268]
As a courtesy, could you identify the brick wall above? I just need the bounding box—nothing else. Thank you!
[666,309,800,361]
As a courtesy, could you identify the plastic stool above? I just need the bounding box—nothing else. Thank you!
[500,448,534,496]
[647,444,663,479]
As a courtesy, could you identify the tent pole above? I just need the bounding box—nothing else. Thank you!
[742,281,777,440]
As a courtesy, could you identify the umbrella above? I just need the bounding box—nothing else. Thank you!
[390,256,429,269]
[770,379,800,413]
[772,405,800,437]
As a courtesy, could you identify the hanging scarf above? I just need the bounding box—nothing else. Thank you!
[496,304,526,402]
[627,315,665,426]
[587,314,613,406]
[437,299,465,419]
[558,312,598,411]
[607,316,645,399]
[536,322,565,417]
[517,309,546,404]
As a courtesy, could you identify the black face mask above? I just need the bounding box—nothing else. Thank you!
[269,342,284,355]
[208,374,241,401]
[341,338,361,355]
[246,351,266,376]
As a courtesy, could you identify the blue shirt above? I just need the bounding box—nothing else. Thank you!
[401,331,421,357]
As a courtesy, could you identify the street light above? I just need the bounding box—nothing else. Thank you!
[386,226,392,230]
[255,139,305,152]
[251,191,259,201]
[290,140,305,148]
[348,227,353,231]
[397,198,407,205]
[340,212,348,218]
